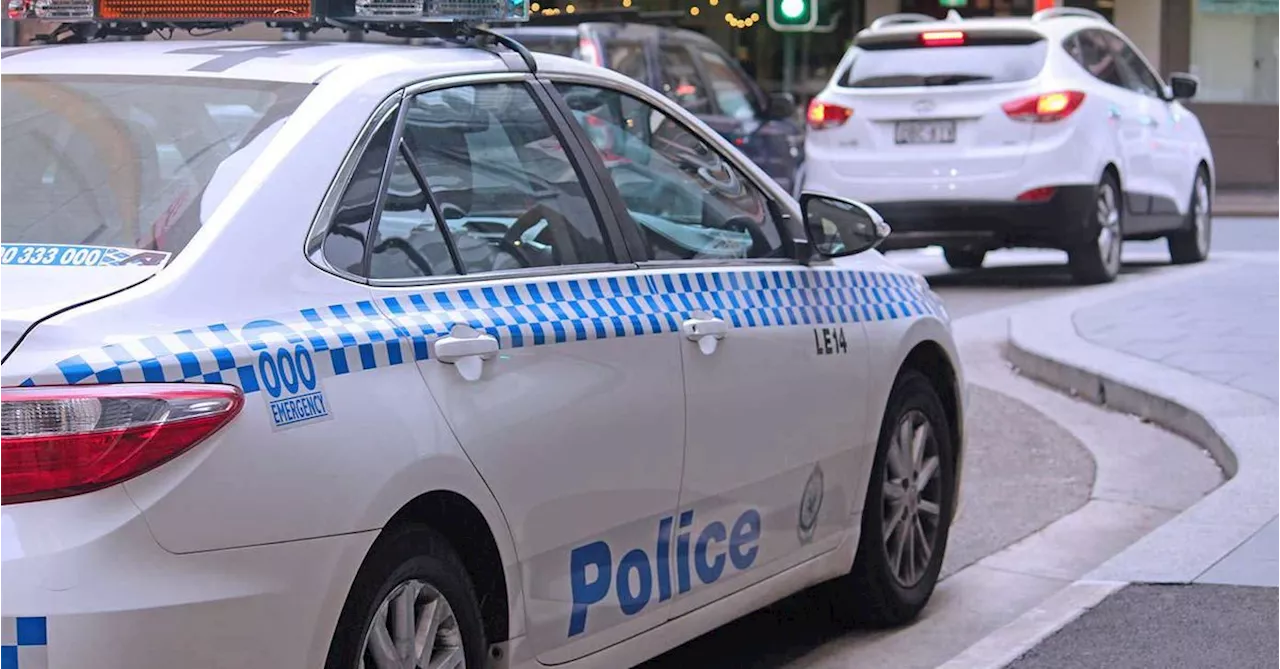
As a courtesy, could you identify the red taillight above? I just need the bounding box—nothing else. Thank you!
[578,36,602,67]
[1017,186,1058,202]
[921,30,966,47]
[1,384,243,504]
[806,99,853,130]
[1002,91,1086,123]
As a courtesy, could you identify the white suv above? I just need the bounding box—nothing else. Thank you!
[803,7,1215,284]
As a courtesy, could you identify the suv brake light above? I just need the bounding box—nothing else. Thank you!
[1,384,243,504]
[807,100,853,130]
[1002,91,1086,123]
[578,36,602,67]
[921,31,965,47]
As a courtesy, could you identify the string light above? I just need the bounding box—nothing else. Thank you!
[689,5,699,15]
[708,0,718,5]
[724,11,757,28]
[565,3,575,12]
[529,1,538,9]
[622,0,631,5]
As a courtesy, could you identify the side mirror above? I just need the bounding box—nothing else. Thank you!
[1169,73,1199,100]
[766,92,797,120]
[799,193,891,258]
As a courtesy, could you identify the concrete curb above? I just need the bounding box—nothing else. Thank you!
[1003,258,1278,585]
[938,258,1277,669]
[935,581,1126,669]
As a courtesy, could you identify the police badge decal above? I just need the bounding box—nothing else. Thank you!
[797,464,824,545]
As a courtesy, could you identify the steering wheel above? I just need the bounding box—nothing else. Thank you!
[714,214,773,259]
[499,204,577,268]
[438,201,467,221]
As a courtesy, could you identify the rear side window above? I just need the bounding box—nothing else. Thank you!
[2,75,310,261]
[515,34,579,58]
[840,36,1048,88]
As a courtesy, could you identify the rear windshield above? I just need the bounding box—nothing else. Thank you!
[513,34,580,58]
[2,75,312,260]
[840,39,1048,88]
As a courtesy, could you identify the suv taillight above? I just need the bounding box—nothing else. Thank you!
[1,384,243,504]
[1002,91,1086,123]
[807,99,853,130]
[578,35,602,67]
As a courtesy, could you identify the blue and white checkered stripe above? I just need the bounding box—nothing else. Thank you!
[20,269,940,392]
[1,617,47,669]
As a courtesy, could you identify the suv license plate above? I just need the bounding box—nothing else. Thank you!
[895,120,957,145]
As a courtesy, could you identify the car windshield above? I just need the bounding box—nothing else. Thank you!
[840,41,1048,88]
[1,75,313,261]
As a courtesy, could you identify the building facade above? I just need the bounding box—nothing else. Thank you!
[3,0,1276,188]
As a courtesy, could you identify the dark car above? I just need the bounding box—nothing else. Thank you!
[498,18,807,196]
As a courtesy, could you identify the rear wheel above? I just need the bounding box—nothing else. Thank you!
[1167,170,1212,264]
[325,525,487,669]
[1068,173,1123,284]
[827,369,955,627]
[942,247,986,270]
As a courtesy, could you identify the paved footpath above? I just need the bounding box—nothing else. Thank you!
[944,247,1278,668]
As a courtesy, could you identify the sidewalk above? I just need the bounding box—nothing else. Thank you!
[957,256,1278,667]
[1217,189,1279,217]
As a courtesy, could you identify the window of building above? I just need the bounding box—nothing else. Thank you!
[1190,4,1278,104]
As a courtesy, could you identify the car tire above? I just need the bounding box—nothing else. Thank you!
[324,524,488,669]
[829,368,955,628]
[1167,169,1212,265]
[1067,173,1124,285]
[942,247,986,270]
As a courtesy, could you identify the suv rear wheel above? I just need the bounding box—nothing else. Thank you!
[1068,173,1123,284]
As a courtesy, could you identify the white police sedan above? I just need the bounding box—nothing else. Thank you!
[0,5,965,668]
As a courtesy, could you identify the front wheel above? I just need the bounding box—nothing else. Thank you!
[325,525,488,669]
[827,368,955,627]
[1068,174,1124,285]
[1167,170,1212,264]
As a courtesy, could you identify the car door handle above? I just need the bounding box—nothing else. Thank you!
[433,324,498,381]
[682,314,727,355]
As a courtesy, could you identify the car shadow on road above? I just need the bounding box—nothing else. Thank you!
[920,260,1168,289]
[639,586,874,669]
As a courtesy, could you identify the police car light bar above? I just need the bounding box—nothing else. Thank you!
[7,0,528,24]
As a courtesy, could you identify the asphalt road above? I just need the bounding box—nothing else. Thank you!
[642,216,1270,669]
[1006,584,1279,669]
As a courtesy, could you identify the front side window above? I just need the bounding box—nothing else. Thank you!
[1069,29,1129,90]
[607,42,649,84]
[555,83,785,262]
[2,75,311,261]
[1116,44,1164,98]
[657,46,712,114]
[322,82,613,281]
[697,49,760,123]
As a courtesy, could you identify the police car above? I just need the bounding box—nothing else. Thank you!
[0,2,965,667]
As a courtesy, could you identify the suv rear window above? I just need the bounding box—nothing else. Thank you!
[2,75,311,261]
[840,34,1048,88]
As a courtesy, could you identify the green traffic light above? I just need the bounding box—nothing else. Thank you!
[780,0,806,20]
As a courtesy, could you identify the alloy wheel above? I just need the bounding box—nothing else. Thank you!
[1096,182,1122,276]
[358,580,465,669]
[881,409,944,588]
[1193,176,1211,257]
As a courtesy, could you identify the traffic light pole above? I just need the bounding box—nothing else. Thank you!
[782,31,796,96]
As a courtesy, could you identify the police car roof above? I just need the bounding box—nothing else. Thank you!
[0,38,605,84]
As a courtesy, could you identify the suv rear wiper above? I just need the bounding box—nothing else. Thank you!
[923,74,993,86]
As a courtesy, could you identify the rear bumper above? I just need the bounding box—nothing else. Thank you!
[1,487,376,669]
[868,186,1097,252]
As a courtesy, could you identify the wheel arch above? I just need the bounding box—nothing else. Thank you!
[384,490,512,646]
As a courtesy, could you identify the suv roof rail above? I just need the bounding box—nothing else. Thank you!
[1032,7,1107,22]
[867,13,938,31]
